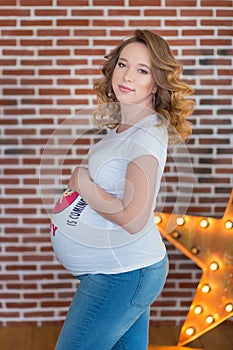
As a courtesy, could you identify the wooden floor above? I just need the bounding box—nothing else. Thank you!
[0,322,232,350]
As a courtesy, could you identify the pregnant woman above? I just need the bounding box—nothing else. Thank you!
[51,29,194,350]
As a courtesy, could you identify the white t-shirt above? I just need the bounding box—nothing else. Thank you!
[51,114,168,275]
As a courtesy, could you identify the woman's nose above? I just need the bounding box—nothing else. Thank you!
[123,68,134,82]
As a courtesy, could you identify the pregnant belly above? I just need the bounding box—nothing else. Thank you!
[50,228,118,275]
[50,188,149,250]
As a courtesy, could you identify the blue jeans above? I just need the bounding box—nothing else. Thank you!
[55,254,168,350]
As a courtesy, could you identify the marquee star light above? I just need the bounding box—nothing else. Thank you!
[154,190,233,346]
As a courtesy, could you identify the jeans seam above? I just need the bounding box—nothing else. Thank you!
[131,269,144,307]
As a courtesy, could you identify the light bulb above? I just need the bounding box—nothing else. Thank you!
[154,215,162,224]
[201,284,211,293]
[225,220,233,229]
[185,327,195,336]
[225,303,233,312]
[200,218,209,228]
[206,315,214,324]
[176,217,185,226]
[191,246,200,255]
[210,262,219,271]
[171,231,181,239]
[194,305,203,315]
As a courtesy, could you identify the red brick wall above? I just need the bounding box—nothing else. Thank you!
[0,0,232,326]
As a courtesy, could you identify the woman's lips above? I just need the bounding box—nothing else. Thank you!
[118,85,134,92]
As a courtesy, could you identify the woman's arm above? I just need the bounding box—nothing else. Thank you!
[68,155,158,234]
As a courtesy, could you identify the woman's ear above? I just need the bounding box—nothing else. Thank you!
[152,85,157,94]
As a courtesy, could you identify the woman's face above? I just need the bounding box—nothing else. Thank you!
[112,42,157,108]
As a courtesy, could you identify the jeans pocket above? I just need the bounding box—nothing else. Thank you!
[131,256,168,308]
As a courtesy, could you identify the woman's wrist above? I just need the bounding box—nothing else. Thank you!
[68,166,90,194]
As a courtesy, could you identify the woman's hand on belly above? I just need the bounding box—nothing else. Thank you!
[68,166,90,194]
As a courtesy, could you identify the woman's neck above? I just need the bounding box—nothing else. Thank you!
[119,103,154,128]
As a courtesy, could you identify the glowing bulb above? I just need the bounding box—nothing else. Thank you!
[200,218,209,228]
[185,327,195,336]
[194,305,203,315]
[191,246,200,255]
[210,262,219,271]
[225,303,233,312]
[205,315,214,324]
[154,215,162,224]
[201,284,211,293]
[225,220,233,229]
[171,231,181,239]
[176,217,185,226]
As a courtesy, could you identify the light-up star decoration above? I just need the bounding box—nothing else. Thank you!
[154,190,233,346]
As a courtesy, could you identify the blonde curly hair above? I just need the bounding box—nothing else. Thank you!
[93,29,195,143]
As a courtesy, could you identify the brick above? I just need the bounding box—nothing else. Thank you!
[201,19,233,26]
[3,88,34,96]
[181,10,213,16]
[3,69,34,75]
[38,29,70,36]
[217,10,233,16]
[39,108,71,114]
[129,20,161,27]
[0,9,30,16]
[0,0,17,4]
[107,9,139,16]
[38,49,70,56]
[21,20,52,26]
[0,78,17,84]
[201,0,232,6]
[4,107,32,118]
[56,39,88,46]
[73,29,106,36]
[21,98,53,105]
[218,69,233,75]
[200,79,231,86]
[93,19,125,26]
[218,29,233,36]
[2,49,34,56]
[21,0,52,4]
[144,9,176,16]
[35,9,67,16]
[0,59,16,66]
[200,99,231,106]
[6,321,38,326]
[0,19,16,26]
[57,0,88,5]
[56,59,87,65]
[130,0,160,4]
[0,39,16,46]
[0,312,19,317]
[57,19,88,26]
[57,98,88,105]
[21,59,52,66]
[0,116,18,124]
[20,39,52,46]
[39,88,70,95]
[200,39,232,46]
[218,89,233,96]
[21,79,52,85]
[182,29,213,36]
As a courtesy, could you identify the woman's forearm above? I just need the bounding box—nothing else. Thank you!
[78,174,129,229]
[68,159,155,235]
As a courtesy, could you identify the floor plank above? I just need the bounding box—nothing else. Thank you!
[0,322,232,349]
[149,347,201,350]
[149,322,233,350]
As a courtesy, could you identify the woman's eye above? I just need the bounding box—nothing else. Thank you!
[138,68,148,74]
[118,62,126,68]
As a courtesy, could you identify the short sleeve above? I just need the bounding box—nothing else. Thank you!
[125,125,168,166]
